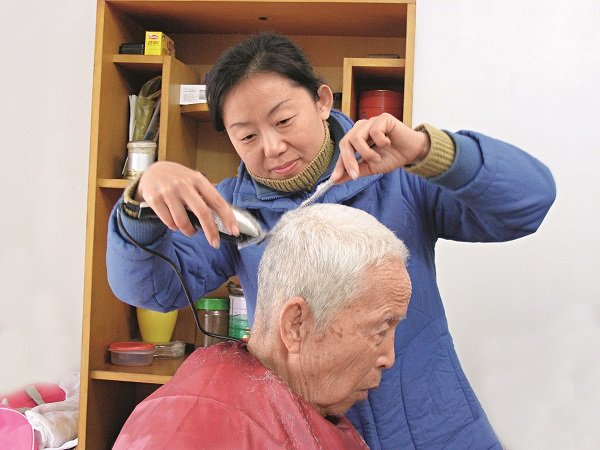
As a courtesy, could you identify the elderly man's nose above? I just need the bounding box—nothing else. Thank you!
[263,131,286,157]
[378,339,396,369]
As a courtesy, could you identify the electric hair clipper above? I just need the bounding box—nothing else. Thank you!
[132,202,266,249]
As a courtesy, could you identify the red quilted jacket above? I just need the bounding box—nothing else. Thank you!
[114,341,368,449]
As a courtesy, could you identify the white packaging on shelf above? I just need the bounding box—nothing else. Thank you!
[180,84,207,105]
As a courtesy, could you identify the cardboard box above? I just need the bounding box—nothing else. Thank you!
[144,31,175,56]
[180,85,207,105]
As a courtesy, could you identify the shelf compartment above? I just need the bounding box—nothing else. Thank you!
[93,55,163,181]
[342,57,406,122]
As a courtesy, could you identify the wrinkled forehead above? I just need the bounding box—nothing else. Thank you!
[345,261,411,316]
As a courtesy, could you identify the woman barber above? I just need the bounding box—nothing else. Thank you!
[107,32,555,450]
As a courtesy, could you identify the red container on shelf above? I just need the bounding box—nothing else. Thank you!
[358,89,403,120]
[108,341,156,366]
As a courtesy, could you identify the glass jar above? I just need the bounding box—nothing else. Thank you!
[122,140,157,179]
[194,297,230,348]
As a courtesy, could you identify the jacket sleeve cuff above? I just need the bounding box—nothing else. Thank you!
[119,210,167,245]
[118,173,167,244]
[122,173,142,217]
[404,123,456,178]
[428,131,483,190]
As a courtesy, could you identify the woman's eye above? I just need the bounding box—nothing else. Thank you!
[277,117,293,126]
[241,134,256,142]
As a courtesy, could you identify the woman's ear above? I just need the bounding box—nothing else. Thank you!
[316,84,334,120]
[279,297,314,354]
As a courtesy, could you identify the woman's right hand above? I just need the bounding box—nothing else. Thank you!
[135,161,239,247]
[331,113,429,184]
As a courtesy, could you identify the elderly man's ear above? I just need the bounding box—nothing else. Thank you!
[279,297,315,353]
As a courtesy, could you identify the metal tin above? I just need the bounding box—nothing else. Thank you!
[122,140,157,179]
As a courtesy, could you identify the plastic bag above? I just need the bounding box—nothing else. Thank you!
[131,76,162,141]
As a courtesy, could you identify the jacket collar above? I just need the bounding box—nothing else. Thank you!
[232,109,382,211]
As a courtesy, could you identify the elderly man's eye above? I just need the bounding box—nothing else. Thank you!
[374,329,388,344]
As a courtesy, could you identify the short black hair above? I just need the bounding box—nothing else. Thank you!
[206,32,324,131]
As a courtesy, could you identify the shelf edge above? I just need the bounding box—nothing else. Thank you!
[180,103,210,121]
[90,369,172,385]
[98,178,131,189]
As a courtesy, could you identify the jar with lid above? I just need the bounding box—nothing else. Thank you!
[122,140,157,179]
[194,297,230,348]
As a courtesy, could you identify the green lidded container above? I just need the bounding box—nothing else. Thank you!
[227,282,248,340]
[194,297,230,348]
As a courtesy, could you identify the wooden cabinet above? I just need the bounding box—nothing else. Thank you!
[80,1,416,447]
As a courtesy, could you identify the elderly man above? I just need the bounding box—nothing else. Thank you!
[113,204,411,449]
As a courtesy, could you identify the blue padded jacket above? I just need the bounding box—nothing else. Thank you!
[107,110,555,449]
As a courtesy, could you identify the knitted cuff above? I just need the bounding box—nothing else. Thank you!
[404,123,455,178]
[122,172,142,218]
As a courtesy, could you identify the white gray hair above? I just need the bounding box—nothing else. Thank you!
[254,204,409,333]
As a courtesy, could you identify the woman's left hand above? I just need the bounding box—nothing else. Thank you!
[331,113,430,184]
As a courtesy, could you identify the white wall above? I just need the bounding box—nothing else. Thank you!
[413,1,600,449]
[1,1,598,449]
[0,1,95,391]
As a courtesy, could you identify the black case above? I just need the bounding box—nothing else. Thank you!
[119,43,145,55]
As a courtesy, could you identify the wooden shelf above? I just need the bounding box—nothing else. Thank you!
[180,103,210,121]
[91,356,187,385]
[112,54,165,71]
[98,178,131,189]
[345,57,405,79]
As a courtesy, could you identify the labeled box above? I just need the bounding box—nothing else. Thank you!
[144,31,175,56]
[180,85,207,105]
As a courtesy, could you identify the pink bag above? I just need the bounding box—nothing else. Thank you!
[0,383,65,449]
[0,406,36,449]
[2,383,66,411]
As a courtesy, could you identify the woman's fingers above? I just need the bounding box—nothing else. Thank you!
[167,198,199,238]
[147,198,178,231]
[206,194,240,237]
[136,161,237,247]
[185,180,240,247]
[331,117,391,183]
